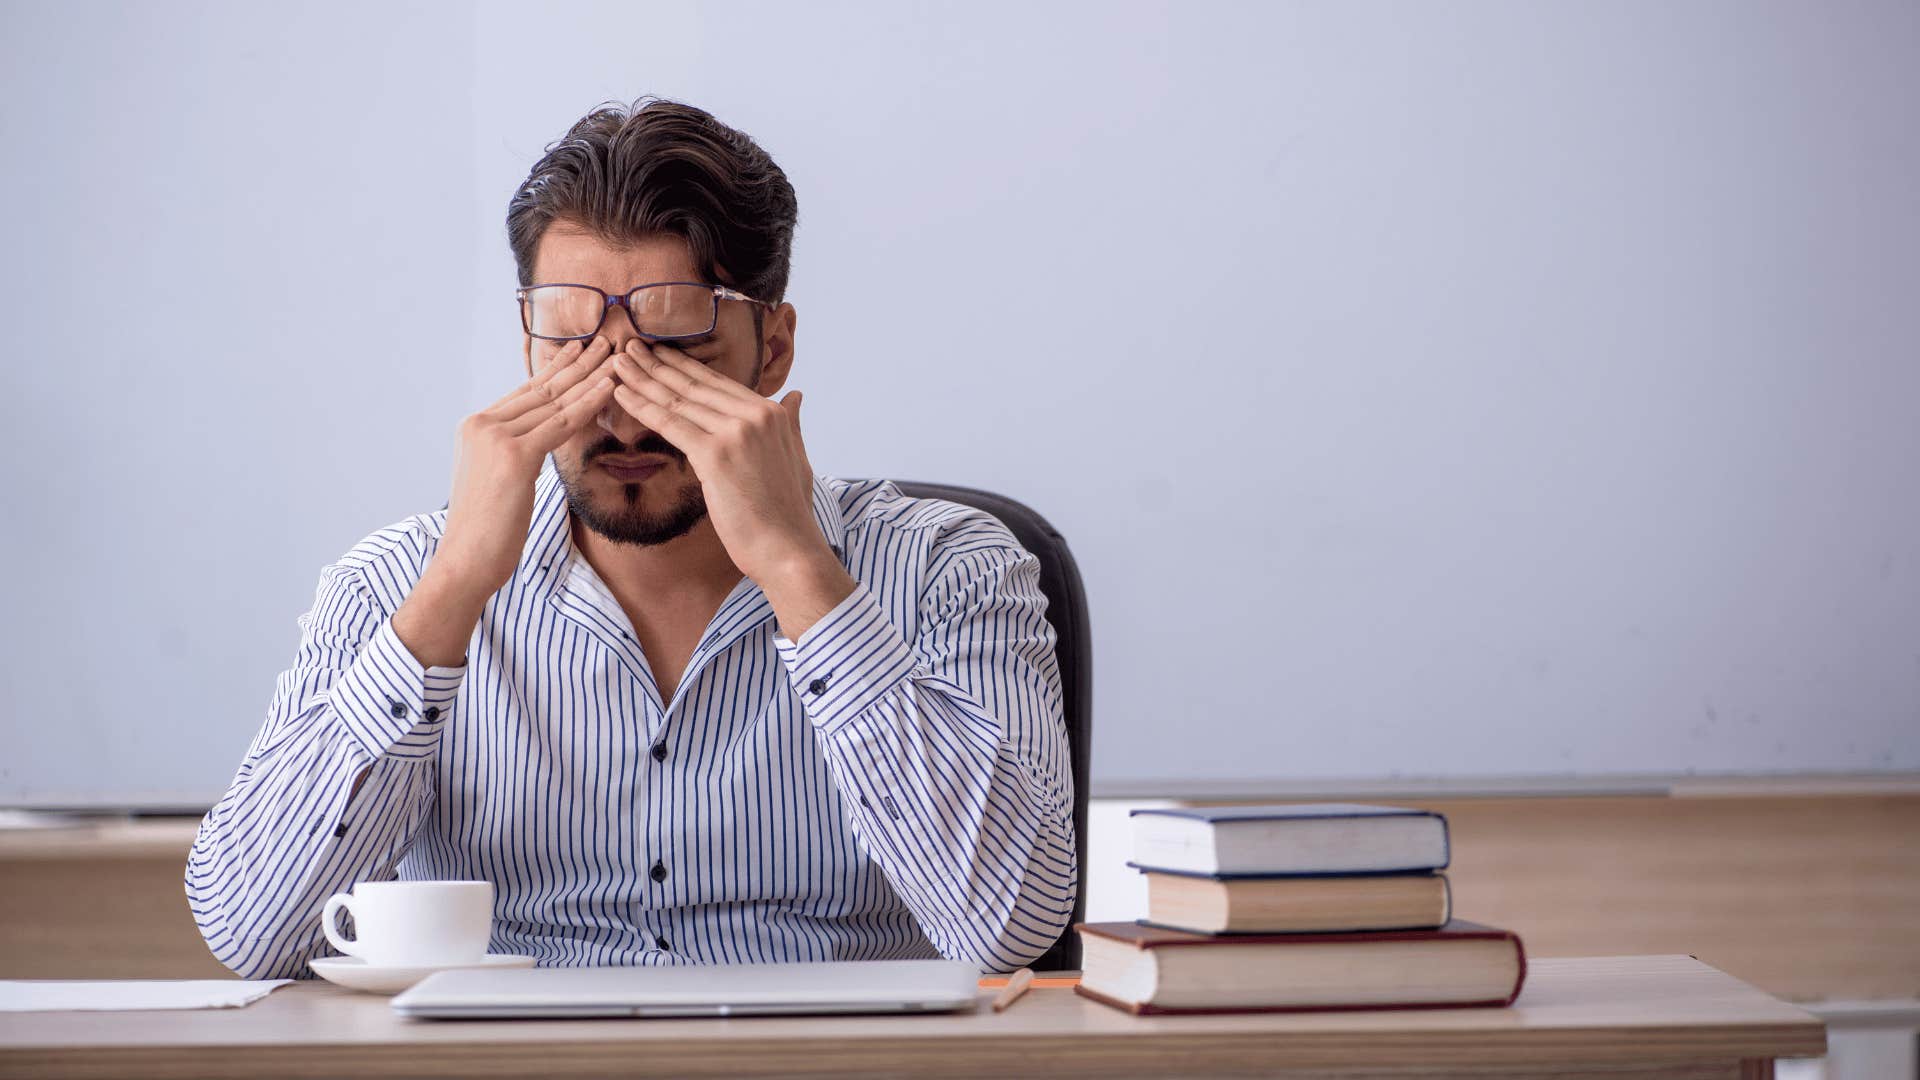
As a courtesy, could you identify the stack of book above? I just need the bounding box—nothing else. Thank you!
[1074,803,1527,1015]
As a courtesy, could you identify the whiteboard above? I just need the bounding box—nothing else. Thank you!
[4,0,1916,809]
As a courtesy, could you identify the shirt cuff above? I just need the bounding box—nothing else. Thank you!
[329,617,466,761]
[773,580,917,737]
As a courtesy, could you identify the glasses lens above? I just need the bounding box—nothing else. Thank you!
[522,285,606,340]
[630,285,716,338]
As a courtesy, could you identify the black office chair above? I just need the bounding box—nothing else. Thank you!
[883,481,1092,972]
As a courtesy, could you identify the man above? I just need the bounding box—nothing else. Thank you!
[185,98,1076,978]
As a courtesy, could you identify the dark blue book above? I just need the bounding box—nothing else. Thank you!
[1129,803,1450,877]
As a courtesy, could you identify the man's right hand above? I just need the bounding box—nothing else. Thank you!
[436,335,620,597]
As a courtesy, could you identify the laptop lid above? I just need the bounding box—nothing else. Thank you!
[389,959,983,1019]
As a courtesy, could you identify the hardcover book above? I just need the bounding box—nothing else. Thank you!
[1129,803,1450,876]
[1074,918,1526,1015]
[1138,868,1451,934]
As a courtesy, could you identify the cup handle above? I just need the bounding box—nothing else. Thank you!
[321,893,361,959]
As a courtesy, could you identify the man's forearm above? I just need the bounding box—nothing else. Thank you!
[760,544,859,645]
[770,541,1075,970]
[390,558,493,670]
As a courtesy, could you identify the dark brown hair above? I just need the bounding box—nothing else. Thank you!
[506,97,797,304]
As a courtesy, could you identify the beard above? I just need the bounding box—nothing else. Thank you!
[556,436,708,546]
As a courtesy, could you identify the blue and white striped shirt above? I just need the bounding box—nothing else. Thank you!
[185,457,1076,978]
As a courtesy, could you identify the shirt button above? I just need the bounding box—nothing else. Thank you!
[654,934,670,950]
[651,741,667,761]
[808,677,829,695]
[424,706,441,721]
[650,861,667,883]
[389,701,407,719]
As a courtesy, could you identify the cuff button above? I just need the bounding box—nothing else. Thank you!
[807,677,829,695]
[424,706,441,722]
[389,701,407,719]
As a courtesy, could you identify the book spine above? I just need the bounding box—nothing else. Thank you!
[1137,917,1451,936]
[1122,926,1517,949]
[1505,930,1528,1006]
[1129,862,1450,879]
[1074,980,1525,1016]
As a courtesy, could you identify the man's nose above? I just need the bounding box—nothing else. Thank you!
[595,389,652,445]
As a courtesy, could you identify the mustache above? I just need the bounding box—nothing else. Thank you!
[585,432,683,464]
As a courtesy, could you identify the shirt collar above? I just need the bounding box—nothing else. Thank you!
[516,457,845,594]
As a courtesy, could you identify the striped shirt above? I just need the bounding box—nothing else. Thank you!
[185,457,1076,978]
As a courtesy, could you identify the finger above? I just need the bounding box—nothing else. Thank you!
[521,374,618,452]
[637,341,767,410]
[485,338,591,413]
[612,351,734,430]
[505,354,618,437]
[480,339,586,415]
[611,372,723,434]
[612,345,738,419]
[617,341,752,415]
[611,382,714,454]
[492,337,613,421]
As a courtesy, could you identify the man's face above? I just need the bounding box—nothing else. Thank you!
[524,222,792,546]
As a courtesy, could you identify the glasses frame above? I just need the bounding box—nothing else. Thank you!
[514,280,773,343]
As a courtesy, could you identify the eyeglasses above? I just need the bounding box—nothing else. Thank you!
[514,281,772,343]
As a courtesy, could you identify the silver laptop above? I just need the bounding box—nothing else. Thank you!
[389,959,982,1019]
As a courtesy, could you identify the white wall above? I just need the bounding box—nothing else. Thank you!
[3,0,1917,807]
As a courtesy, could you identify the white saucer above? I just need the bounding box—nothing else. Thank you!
[308,952,536,994]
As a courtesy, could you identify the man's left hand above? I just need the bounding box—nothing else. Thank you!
[609,340,855,637]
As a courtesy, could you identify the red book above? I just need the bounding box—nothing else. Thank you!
[1074,918,1526,1016]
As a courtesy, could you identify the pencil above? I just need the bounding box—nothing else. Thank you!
[991,967,1035,1012]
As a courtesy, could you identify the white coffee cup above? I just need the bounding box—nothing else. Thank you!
[321,880,494,967]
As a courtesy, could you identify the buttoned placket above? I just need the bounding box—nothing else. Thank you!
[543,546,801,950]
[513,463,851,954]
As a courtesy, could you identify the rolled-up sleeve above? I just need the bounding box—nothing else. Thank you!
[773,536,1076,972]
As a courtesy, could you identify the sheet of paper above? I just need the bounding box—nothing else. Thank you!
[0,979,293,1011]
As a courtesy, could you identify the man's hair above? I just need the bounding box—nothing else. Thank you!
[506,97,798,305]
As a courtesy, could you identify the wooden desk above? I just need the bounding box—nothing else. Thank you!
[0,956,1825,1079]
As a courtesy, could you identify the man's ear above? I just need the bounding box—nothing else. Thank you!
[754,302,798,398]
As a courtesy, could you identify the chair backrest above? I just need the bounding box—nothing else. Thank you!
[884,480,1092,972]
